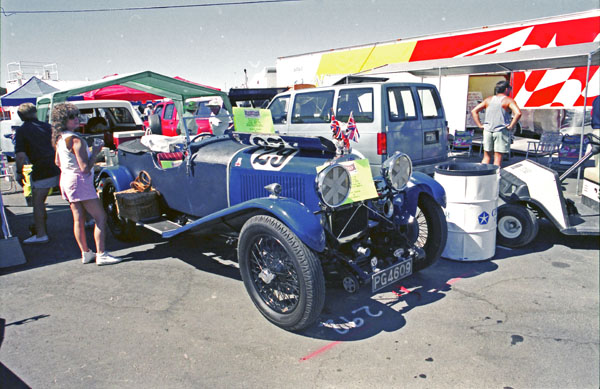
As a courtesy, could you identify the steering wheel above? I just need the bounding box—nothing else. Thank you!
[190,133,214,143]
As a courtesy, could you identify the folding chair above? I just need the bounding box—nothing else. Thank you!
[450,130,473,157]
[556,134,591,168]
[525,132,562,166]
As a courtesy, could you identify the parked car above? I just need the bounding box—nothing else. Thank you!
[267,81,448,175]
[2,99,145,155]
[34,99,145,150]
[145,100,215,136]
[96,131,447,330]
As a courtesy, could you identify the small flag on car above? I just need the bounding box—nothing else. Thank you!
[330,114,343,140]
[346,112,359,142]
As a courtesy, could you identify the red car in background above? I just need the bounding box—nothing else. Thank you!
[144,100,212,136]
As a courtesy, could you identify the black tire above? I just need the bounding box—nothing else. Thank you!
[412,195,448,271]
[101,178,137,241]
[497,203,539,248]
[148,114,162,135]
[238,215,325,331]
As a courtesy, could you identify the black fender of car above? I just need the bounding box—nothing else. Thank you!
[97,165,135,193]
[401,171,447,219]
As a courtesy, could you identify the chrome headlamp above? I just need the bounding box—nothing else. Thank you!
[381,152,412,191]
[316,164,351,208]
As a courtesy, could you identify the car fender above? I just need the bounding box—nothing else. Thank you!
[97,166,134,193]
[163,197,326,252]
[404,172,447,214]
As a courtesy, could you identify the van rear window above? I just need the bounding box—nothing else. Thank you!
[417,87,443,118]
[387,87,417,121]
[291,91,334,124]
[336,88,373,123]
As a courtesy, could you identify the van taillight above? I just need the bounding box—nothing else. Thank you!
[377,133,387,155]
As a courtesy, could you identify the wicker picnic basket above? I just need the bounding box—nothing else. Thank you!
[114,171,161,222]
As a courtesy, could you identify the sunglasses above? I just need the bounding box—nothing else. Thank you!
[67,113,80,120]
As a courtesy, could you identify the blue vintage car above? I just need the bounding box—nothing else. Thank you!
[96,132,447,330]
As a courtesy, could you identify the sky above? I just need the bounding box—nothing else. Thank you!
[1,0,598,91]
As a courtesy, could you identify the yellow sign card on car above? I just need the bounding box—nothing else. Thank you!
[316,159,379,204]
[232,107,275,134]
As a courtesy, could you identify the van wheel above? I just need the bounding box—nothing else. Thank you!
[497,204,538,248]
[412,195,448,271]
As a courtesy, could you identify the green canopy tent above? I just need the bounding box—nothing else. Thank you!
[36,71,232,141]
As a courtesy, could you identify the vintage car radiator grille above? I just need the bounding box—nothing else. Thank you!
[330,204,368,239]
[240,175,306,204]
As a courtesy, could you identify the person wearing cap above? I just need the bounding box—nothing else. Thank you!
[143,103,153,121]
[207,97,232,136]
[471,80,521,167]
[14,102,61,244]
[179,101,198,135]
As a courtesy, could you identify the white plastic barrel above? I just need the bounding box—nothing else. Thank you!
[434,162,499,261]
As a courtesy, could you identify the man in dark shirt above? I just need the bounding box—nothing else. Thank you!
[14,103,61,244]
[592,95,600,130]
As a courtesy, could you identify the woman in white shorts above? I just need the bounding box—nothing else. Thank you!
[52,103,122,266]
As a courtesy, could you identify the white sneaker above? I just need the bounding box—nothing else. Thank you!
[96,252,122,266]
[23,235,49,244]
[81,250,96,264]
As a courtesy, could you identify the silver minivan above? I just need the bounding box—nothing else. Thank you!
[267,82,448,175]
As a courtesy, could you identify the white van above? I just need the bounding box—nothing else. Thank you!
[267,82,448,175]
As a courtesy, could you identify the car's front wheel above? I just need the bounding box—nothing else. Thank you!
[411,194,448,271]
[238,215,325,331]
[101,178,137,241]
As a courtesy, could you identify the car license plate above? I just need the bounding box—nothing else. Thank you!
[371,258,413,293]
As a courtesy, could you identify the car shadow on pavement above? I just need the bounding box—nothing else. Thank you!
[298,258,499,341]
[118,233,243,282]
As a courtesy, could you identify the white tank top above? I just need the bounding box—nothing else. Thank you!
[56,132,88,174]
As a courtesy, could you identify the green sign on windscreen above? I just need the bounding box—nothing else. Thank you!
[232,107,275,134]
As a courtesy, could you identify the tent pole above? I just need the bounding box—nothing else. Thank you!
[438,67,442,93]
[576,52,592,195]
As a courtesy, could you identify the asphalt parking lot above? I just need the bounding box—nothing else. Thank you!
[1,165,599,388]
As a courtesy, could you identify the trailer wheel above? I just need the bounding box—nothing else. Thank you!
[497,204,538,248]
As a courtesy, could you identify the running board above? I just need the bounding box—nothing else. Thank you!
[138,218,186,237]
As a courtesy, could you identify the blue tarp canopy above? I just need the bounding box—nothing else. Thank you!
[0,76,60,106]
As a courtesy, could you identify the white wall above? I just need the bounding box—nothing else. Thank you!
[431,75,470,134]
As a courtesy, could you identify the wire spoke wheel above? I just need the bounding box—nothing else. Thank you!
[238,215,325,331]
[410,195,447,271]
[248,235,301,313]
[414,206,429,249]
